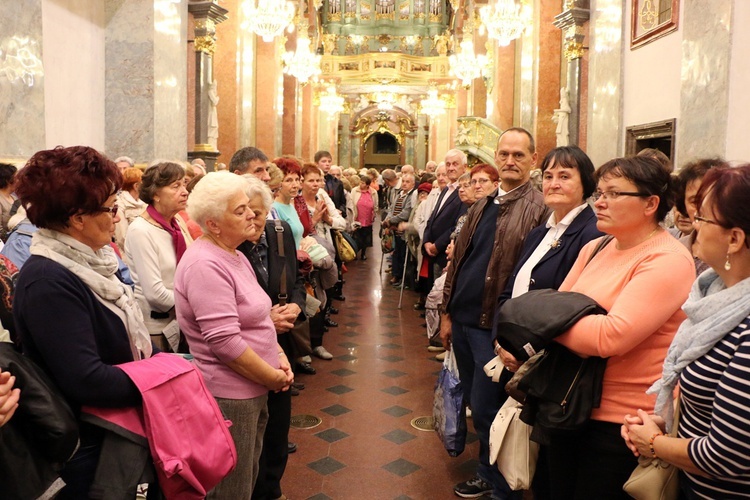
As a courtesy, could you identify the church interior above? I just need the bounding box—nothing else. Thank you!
[1,0,748,170]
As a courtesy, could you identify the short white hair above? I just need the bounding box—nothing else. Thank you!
[114,156,134,167]
[330,165,342,175]
[444,149,467,166]
[242,174,273,212]
[188,172,248,231]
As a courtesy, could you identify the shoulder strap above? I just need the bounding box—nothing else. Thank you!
[585,234,614,268]
[273,219,288,306]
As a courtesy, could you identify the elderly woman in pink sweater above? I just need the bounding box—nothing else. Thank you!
[175,172,293,499]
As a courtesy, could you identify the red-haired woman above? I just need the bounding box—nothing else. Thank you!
[624,164,750,498]
[114,166,146,253]
[13,146,154,498]
[271,157,304,249]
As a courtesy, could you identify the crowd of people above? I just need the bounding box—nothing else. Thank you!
[1,129,749,500]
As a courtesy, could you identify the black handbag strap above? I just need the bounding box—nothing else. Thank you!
[585,234,614,268]
[273,219,288,306]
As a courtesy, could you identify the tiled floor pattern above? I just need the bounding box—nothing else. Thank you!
[280,248,484,500]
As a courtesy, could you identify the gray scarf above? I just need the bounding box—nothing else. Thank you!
[648,269,750,430]
[30,229,152,360]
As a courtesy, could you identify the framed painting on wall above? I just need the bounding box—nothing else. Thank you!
[631,0,679,49]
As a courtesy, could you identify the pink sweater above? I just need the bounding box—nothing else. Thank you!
[174,238,279,400]
[556,231,694,424]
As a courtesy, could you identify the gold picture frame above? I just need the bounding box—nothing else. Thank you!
[631,0,679,49]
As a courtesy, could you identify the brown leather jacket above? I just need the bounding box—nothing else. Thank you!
[442,181,552,329]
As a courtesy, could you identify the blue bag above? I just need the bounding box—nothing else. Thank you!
[433,350,467,456]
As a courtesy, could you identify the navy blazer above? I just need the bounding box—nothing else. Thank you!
[422,187,465,269]
[496,205,603,308]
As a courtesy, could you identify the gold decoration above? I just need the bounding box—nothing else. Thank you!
[195,18,216,34]
[429,13,442,22]
[329,12,342,21]
[320,52,451,85]
[194,35,216,55]
[564,40,584,60]
[564,0,576,10]
[194,143,216,152]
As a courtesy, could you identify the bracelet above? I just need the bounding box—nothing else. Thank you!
[493,343,501,355]
[649,432,663,458]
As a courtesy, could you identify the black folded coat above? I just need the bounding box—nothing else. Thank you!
[493,289,606,362]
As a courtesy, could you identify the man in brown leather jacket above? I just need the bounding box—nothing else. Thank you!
[440,128,551,499]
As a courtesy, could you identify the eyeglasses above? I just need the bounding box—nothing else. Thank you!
[693,215,719,226]
[98,204,119,215]
[593,190,647,201]
[470,178,492,186]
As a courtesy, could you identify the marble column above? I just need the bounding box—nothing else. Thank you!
[676,0,732,163]
[554,0,590,148]
[187,1,228,171]
[585,0,624,166]
[0,0,45,158]
[533,0,563,156]
[338,112,352,168]
[415,114,428,167]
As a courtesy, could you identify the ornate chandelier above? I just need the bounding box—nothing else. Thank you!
[241,0,296,43]
[420,89,445,118]
[319,85,345,116]
[449,38,488,87]
[479,0,532,47]
[282,34,322,83]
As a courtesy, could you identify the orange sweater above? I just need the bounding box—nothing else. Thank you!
[556,231,695,424]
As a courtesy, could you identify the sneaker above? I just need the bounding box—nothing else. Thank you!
[453,476,492,498]
[300,355,312,363]
[313,346,333,360]
[427,339,445,352]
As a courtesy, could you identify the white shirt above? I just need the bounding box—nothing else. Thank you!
[436,181,459,214]
[511,203,589,298]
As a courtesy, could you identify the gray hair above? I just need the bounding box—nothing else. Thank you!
[381,169,397,181]
[114,156,134,167]
[445,149,467,166]
[242,174,273,211]
[140,162,185,205]
[187,172,249,232]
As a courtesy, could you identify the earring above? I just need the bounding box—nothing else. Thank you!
[725,253,732,271]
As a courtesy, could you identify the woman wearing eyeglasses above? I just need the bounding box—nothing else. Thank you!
[125,162,193,352]
[519,156,695,498]
[13,146,155,497]
[621,164,750,498]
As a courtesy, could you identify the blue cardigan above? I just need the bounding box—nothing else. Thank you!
[13,256,141,413]
[497,205,603,308]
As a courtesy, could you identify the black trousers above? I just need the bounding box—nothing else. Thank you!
[252,335,293,500]
[545,419,637,500]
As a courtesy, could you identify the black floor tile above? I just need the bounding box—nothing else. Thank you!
[315,428,349,443]
[382,458,421,477]
[381,429,416,445]
[321,404,351,416]
[308,457,346,475]
[381,405,412,417]
[326,384,354,395]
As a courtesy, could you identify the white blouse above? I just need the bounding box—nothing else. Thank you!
[511,202,589,298]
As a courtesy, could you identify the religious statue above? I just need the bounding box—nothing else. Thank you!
[432,30,452,56]
[455,122,471,145]
[552,87,571,147]
[207,80,219,150]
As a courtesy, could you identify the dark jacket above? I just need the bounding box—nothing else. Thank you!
[494,289,606,361]
[443,182,552,329]
[325,174,346,214]
[497,205,603,306]
[422,187,465,269]
[0,342,79,500]
[237,220,306,316]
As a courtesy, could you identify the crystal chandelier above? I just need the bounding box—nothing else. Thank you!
[479,0,532,47]
[319,85,345,116]
[241,0,296,43]
[449,38,488,87]
[420,89,445,118]
[282,35,322,83]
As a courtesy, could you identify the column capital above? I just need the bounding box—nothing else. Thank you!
[554,1,590,61]
[189,1,228,54]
